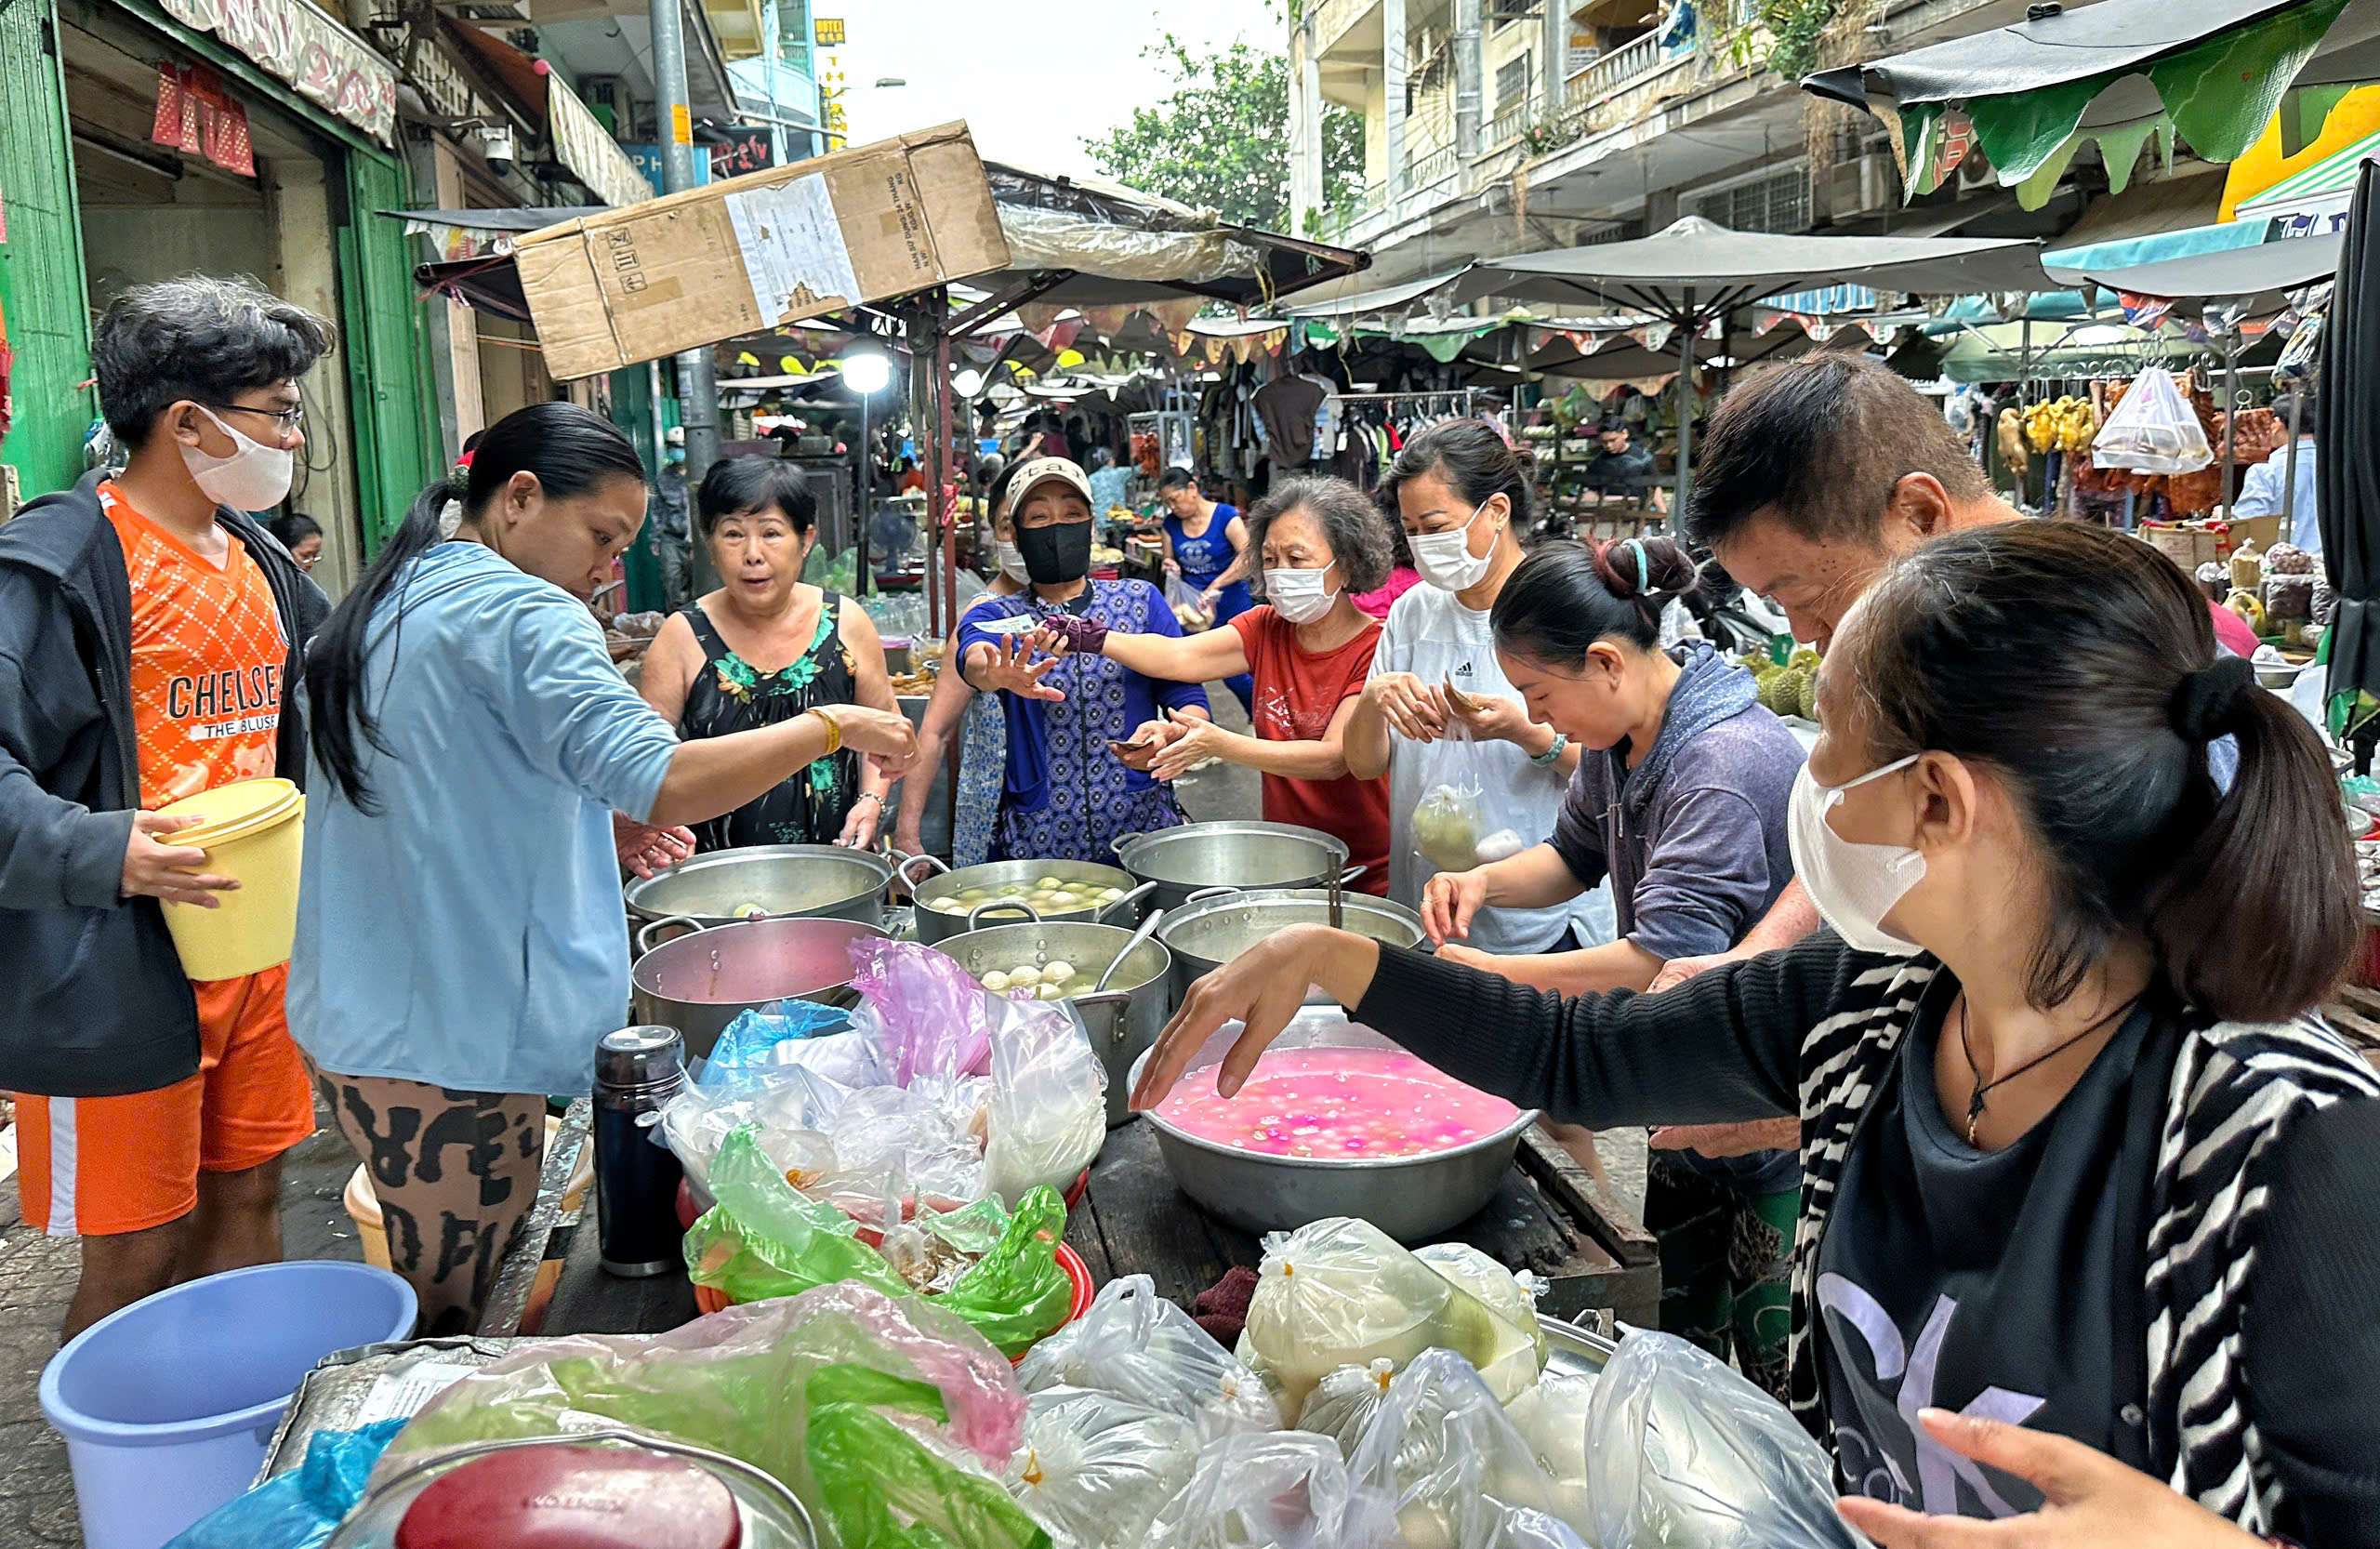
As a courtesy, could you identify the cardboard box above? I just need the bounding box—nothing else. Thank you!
[515,123,1011,380]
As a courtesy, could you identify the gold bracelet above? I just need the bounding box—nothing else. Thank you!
[810,706,842,755]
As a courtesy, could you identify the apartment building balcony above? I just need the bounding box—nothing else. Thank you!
[1311,0,1389,62]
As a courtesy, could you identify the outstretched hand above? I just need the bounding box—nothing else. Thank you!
[973,634,1065,702]
[613,813,696,879]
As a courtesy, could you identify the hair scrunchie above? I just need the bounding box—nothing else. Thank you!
[2170,655,2255,743]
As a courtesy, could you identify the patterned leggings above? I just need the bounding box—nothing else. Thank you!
[1645,1151,1798,1401]
[318,1072,545,1335]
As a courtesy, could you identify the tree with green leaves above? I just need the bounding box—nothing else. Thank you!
[1082,31,1365,232]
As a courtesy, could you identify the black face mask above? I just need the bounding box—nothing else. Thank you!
[1017,518,1092,585]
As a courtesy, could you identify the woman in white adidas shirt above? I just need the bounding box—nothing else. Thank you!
[1347,418,1613,955]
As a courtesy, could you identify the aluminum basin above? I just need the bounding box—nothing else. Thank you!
[1130,1007,1538,1242]
[624,844,892,940]
[1158,888,1428,1006]
[1112,821,1352,912]
[929,919,1172,1127]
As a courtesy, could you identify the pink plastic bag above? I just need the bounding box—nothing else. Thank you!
[848,939,995,1083]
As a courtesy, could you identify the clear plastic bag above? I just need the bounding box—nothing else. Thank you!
[1243,1217,1540,1411]
[1412,778,1488,872]
[1585,1331,1863,1549]
[1345,1349,1591,1549]
[378,1282,1030,1529]
[849,938,996,1084]
[661,1065,846,1195]
[2093,366,2213,474]
[1016,1274,1283,1440]
[1502,1370,1598,1487]
[1412,1243,1546,1402]
[983,987,1107,1208]
[1294,1359,1397,1457]
[1144,1431,1399,1549]
[1006,1387,1202,1549]
[1165,573,1212,629]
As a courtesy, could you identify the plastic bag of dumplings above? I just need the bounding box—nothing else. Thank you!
[1016,1273,1281,1440]
[1144,1431,1398,1549]
[1585,1331,1863,1549]
[1244,1218,1544,1410]
[1345,1348,1592,1549]
[1006,1386,1202,1549]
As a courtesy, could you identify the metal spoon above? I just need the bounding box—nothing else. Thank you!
[1092,907,1167,995]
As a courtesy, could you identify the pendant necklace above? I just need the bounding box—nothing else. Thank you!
[1958,992,2143,1146]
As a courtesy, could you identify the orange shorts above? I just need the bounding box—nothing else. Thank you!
[13,964,314,1238]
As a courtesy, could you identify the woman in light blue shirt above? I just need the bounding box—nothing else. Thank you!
[289,403,918,1332]
[2232,391,2321,554]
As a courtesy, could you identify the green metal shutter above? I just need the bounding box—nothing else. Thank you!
[337,152,437,551]
[0,0,94,501]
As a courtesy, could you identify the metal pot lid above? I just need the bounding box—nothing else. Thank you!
[1114,821,1348,886]
[625,844,891,918]
[1160,889,1423,961]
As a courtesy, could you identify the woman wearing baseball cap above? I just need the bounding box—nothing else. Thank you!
[959,457,1210,861]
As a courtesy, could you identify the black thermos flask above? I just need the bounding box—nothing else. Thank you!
[593,1025,688,1277]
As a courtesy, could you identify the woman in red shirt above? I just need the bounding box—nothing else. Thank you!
[1030,477,1396,894]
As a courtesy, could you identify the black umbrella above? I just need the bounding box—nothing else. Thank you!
[2320,158,2380,756]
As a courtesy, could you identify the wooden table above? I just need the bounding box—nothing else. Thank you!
[484,1102,1659,1339]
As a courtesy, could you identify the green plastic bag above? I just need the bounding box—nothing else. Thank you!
[805,1367,1051,1549]
[687,1125,1073,1357]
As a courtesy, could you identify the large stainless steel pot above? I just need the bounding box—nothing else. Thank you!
[623,844,892,947]
[1110,821,1356,912]
[629,915,888,1058]
[1130,1007,1538,1241]
[1157,887,1428,1007]
[898,854,1152,946]
[930,915,1171,1128]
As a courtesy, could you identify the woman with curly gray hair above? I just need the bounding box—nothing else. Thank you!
[1030,476,1396,893]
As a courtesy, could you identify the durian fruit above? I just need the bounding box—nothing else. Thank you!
[1796,669,1820,722]
[1769,667,1811,720]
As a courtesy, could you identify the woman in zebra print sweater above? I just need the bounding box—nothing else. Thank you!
[1136,522,2378,1549]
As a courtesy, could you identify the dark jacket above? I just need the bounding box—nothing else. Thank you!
[0,472,328,1096]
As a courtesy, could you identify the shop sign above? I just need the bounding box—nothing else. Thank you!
[155,0,398,147]
[624,144,709,188]
[548,75,655,208]
[813,17,844,45]
[407,30,501,126]
[707,129,774,179]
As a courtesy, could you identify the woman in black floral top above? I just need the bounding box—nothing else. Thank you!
[640,456,900,852]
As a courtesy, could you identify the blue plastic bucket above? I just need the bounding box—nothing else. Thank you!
[39,1261,416,1549]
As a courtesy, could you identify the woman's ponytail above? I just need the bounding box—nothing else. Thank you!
[306,402,646,814]
[305,472,466,813]
[2140,660,2359,1023]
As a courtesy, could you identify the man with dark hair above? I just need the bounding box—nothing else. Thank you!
[1584,417,1662,509]
[1682,354,1998,653]
[0,274,329,1339]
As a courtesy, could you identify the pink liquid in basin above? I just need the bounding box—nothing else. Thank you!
[1154,1046,1521,1159]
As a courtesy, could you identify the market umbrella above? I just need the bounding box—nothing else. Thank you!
[1803,0,2380,209]
[2046,230,2344,311]
[2320,159,2380,753]
[1453,217,2051,512]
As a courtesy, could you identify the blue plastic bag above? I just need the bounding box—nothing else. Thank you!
[165,1419,405,1549]
[702,1003,859,1084]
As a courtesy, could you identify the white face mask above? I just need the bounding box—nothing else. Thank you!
[180,406,295,511]
[1266,562,1339,624]
[994,539,1032,584]
[1787,754,1926,956]
[1409,502,1501,592]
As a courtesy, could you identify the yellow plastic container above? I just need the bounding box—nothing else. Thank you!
[341,1118,592,1269]
[152,777,305,981]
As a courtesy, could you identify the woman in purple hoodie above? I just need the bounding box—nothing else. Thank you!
[1424,535,1807,1397]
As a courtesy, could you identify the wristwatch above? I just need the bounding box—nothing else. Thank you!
[1528,732,1570,768]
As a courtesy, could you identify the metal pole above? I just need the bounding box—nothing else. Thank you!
[2280,386,2304,543]
[857,388,872,597]
[934,310,955,639]
[2220,339,2240,523]
[1673,291,1695,531]
[760,0,787,165]
[653,0,722,586]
